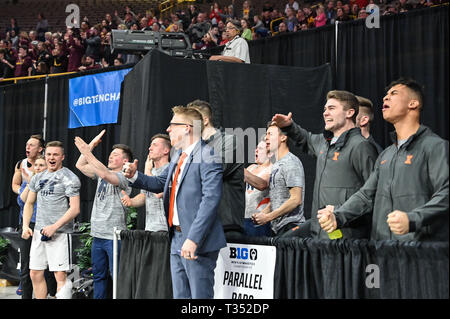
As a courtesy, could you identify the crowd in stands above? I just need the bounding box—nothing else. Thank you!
[0,0,446,81]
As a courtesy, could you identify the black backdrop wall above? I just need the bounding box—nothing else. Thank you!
[0,6,448,229]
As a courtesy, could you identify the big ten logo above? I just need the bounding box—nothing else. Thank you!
[229,247,258,261]
[66,4,80,28]
[365,4,380,29]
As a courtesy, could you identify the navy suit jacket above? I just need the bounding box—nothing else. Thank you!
[130,140,227,253]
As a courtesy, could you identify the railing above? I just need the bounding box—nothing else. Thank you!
[0,71,76,84]
[159,0,197,17]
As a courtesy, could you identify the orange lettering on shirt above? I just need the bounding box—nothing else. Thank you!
[404,155,413,165]
[332,152,340,161]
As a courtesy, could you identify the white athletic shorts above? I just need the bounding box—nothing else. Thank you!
[29,229,72,272]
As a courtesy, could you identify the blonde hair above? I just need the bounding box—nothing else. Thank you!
[172,106,204,133]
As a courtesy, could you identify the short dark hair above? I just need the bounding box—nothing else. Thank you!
[327,90,359,123]
[112,144,133,162]
[151,133,171,150]
[30,134,45,148]
[386,77,425,110]
[356,96,374,122]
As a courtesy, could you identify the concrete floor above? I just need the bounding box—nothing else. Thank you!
[0,285,21,299]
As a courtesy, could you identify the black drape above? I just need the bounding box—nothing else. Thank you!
[120,50,332,219]
[336,6,449,148]
[117,230,173,299]
[249,24,336,72]
[114,230,448,299]
[272,238,449,299]
[0,80,45,227]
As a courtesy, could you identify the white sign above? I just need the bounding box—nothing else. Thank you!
[214,243,276,299]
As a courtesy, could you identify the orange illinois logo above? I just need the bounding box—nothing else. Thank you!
[380,160,387,165]
[404,155,413,165]
[332,152,340,161]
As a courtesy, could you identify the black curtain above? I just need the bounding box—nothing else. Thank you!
[117,230,173,299]
[272,238,448,299]
[120,50,332,219]
[249,24,336,72]
[0,80,45,227]
[336,6,449,148]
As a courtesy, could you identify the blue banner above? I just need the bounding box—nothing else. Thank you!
[68,68,131,128]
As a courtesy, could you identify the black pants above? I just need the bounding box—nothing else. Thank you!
[275,220,312,238]
[17,224,57,298]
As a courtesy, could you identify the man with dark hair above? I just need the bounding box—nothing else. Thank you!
[271,90,379,239]
[74,130,133,299]
[11,133,52,299]
[319,78,449,241]
[188,100,245,237]
[12,134,45,195]
[252,122,305,236]
[121,133,171,232]
[356,95,383,154]
[209,20,250,63]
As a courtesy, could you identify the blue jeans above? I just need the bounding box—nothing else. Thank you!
[244,218,271,237]
[91,237,120,299]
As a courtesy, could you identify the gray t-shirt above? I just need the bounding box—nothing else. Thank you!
[90,172,131,240]
[29,167,81,233]
[269,152,305,234]
[141,163,169,232]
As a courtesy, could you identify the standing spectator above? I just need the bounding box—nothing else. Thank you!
[6,18,20,36]
[336,7,351,21]
[271,90,379,239]
[189,100,246,237]
[286,7,299,32]
[244,140,272,237]
[84,27,101,62]
[319,78,449,242]
[75,131,133,299]
[252,122,306,237]
[209,2,223,25]
[303,6,316,28]
[0,48,15,80]
[356,95,383,154]
[315,5,327,27]
[36,13,49,42]
[325,0,337,24]
[21,141,81,299]
[14,45,32,77]
[121,134,171,232]
[67,34,85,72]
[285,0,300,14]
[50,42,68,74]
[241,0,255,22]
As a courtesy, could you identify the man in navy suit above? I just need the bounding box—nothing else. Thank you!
[123,106,226,299]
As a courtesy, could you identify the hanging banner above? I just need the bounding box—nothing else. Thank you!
[68,68,131,128]
[213,243,276,299]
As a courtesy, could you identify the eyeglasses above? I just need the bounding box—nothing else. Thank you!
[226,26,237,30]
[168,122,193,128]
